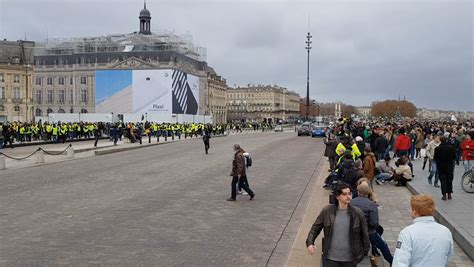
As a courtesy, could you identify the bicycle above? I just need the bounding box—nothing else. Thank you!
[461,169,474,193]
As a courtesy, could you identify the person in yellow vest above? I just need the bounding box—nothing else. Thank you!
[152,122,159,142]
[52,124,58,143]
[336,135,362,166]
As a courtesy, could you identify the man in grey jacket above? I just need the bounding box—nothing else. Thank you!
[351,183,393,265]
[306,183,370,266]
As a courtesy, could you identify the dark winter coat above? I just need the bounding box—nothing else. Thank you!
[230,150,246,176]
[306,204,370,265]
[434,142,456,174]
[324,139,338,158]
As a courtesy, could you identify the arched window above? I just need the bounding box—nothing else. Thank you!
[80,109,88,113]
[35,109,42,116]
[47,108,53,115]
[57,109,65,113]
[70,108,74,113]
[14,106,20,112]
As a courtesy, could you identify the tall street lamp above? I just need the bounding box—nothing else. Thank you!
[305,32,312,121]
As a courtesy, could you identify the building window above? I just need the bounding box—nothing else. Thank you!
[14,106,20,112]
[80,109,88,113]
[47,108,53,115]
[13,87,21,99]
[14,75,20,83]
[69,89,74,103]
[35,108,42,116]
[47,89,53,103]
[0,74,4,82]
[0,87,5,99]
[70,77,74,85]
[81,89,87,103]
[47,77,53,85]
[35,77,42,85]
[59,89,65,103]
[57,108,65,113]
[70,108,74,113]
[58,77,65,85]
[36,89,42,103]
[80,77,87,85]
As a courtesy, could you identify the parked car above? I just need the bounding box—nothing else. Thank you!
[274,125,283,132]
[312,125,327,137]
[297,122,312,136]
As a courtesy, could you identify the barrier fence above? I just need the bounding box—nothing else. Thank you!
[0,144,74,170]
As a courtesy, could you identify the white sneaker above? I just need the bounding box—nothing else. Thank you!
[242,192,249,195]
[237,191,243,195]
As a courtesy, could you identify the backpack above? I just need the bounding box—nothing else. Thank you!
[246,156,252,167]
[337,161,356,185]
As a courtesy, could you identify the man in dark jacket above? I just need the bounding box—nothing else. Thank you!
[324,134,338,171]
[227,144,255,201]
[374,132,389,161]
[434,136,457,200]
[202,131,211,154]
[306,183,370,266]
[351,183,393,265]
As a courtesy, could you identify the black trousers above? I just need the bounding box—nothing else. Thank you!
[231,175,254,199]
[322,258,356,267]
[438,170,454,194]
[204,141,209,154]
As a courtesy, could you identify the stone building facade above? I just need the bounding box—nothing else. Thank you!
[226,85,300,123]
[32,4,211,120]
[206,68,227,124]
[0,40,35,122]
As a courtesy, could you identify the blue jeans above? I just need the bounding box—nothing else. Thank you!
[427,160,439,184]
[370,232,393,264]
[463,160,474,172]
[376,173,392,181]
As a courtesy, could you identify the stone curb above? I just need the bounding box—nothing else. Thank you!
[406,182,474,261]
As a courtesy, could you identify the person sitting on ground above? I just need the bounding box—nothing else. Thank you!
[375,156,394,184]
[394,156,412,186]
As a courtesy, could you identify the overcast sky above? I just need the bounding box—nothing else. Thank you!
[1,0,472,111]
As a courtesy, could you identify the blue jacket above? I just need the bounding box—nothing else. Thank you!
[392,216,453,267]
[350,196,379,234]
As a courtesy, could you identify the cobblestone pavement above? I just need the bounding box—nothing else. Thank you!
[0,132,325,265]
[287,163,473,266]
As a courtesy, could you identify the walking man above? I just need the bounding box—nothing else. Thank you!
[351,183,393,265]
[227,144,255,201]
[434,136,457,200]
[393,194,453,266]
[306,183,370,266]
[203,131,211,154]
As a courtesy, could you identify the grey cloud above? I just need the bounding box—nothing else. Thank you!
[1,0,472,111]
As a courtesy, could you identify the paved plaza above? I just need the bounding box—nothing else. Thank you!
[0,132,472,266]
[0,132,325,265]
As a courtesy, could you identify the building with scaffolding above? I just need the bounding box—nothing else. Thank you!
[32,3,213,120]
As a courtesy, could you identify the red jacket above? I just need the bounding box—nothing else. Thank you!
[395,134,411,151]
[461,140,474,160]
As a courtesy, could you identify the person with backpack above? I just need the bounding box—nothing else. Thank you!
[238,152,253,195]
[228,144,255,201]
[337,151,358,197]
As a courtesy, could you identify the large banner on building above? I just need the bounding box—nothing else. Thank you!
[95,69,199,115]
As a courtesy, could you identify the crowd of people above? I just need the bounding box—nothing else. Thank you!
[0,121,277,149]
[308,117,473,266]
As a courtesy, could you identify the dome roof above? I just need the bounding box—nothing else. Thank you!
[140,8,151,17]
